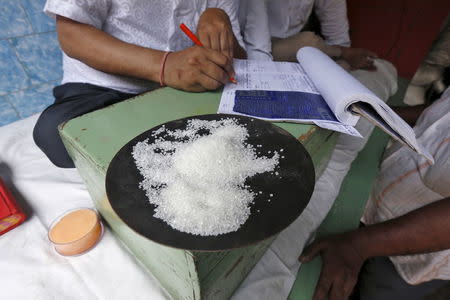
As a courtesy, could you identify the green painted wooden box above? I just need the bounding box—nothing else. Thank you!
[59,87,337,300]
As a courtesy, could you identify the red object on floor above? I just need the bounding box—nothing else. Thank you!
[347,0,450,79]
[0,178,26,235]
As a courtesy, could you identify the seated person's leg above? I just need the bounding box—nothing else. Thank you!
[33,83,135,168]
[271,31,341,62]
[359,256,448,300]
[350,59,398,101]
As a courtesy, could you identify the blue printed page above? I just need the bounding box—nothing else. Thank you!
[234,90,338,121]
[218,59,321,121]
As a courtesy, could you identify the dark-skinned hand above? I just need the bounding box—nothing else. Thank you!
[340,47,378,71]
[299,233,367,300]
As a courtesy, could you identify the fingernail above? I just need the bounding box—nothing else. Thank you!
[230,77,237,84]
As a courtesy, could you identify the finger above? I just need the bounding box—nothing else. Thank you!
[312,269,332,300]
[180,57,221,91]
[329,278,347,300]
[210,32,221,52]
[198,31,211,49]
[227,33,235,59]
[205,49,235,79]
[366,64,377,72]
[201,58,229,85]
[179,68,209,92]
[299,241,324,262]
[364,60,377,72]
[195,55,229,85]
[368,59,377,68]
[185,83,207,93]
[196,72,223,90]
[342,273,358,299]
[220,31,232,59]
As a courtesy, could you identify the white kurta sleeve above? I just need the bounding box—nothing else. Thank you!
[240,0,273,60]
[422,136,450,198]
[314,0,351,46]
[44,0,111,29]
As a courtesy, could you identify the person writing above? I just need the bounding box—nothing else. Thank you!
[33,0,246,168]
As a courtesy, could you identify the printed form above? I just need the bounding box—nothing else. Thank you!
[219,59,361,137]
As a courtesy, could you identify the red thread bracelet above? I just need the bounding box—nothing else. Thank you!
[159,51,172,87]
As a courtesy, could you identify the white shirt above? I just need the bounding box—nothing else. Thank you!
[240,0,351,60]
[363,87,450,284]
[45,0,244,94]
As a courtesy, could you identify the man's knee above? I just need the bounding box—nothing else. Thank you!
[33,108,75,168]
[33,109,61,147]
[359,256,448,300]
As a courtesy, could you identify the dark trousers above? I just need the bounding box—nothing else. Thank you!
[33,83,136,168]
[359,256,449,300]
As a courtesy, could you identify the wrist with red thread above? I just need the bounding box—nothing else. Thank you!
[159,51,172,87]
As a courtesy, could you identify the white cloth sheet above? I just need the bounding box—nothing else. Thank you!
[0,116,168,300]
[0,60,396,300]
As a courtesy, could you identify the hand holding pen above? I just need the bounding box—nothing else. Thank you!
[162,42,236,92]
[159,8,237,92]
[160,25,236,92]
[180,23,237,84]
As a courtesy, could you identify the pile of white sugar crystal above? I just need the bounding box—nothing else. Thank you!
[132,118,280,236]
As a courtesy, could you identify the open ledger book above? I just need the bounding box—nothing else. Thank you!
[218,47,433,162]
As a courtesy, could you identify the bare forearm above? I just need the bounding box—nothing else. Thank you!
[354,198,450,259]
[299,198,450,300]
[56,16,163,83]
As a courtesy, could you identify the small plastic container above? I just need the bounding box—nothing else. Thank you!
[48,208,103,256]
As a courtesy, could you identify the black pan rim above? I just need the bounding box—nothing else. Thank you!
[105,113,315,252]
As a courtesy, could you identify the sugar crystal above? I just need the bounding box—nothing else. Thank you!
[132,118,280,236]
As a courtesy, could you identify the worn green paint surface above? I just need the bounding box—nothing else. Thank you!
[60,87,337,300]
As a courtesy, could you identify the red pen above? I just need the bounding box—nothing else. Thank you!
[179,23,237,84]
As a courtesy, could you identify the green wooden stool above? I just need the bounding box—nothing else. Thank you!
[59,87,338,300]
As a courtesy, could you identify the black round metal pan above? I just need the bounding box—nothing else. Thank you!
[106,114,315,251]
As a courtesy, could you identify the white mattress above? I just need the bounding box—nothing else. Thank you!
[0,60,396,300]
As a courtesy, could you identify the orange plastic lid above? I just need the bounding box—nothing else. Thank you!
[49,208,103,256]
